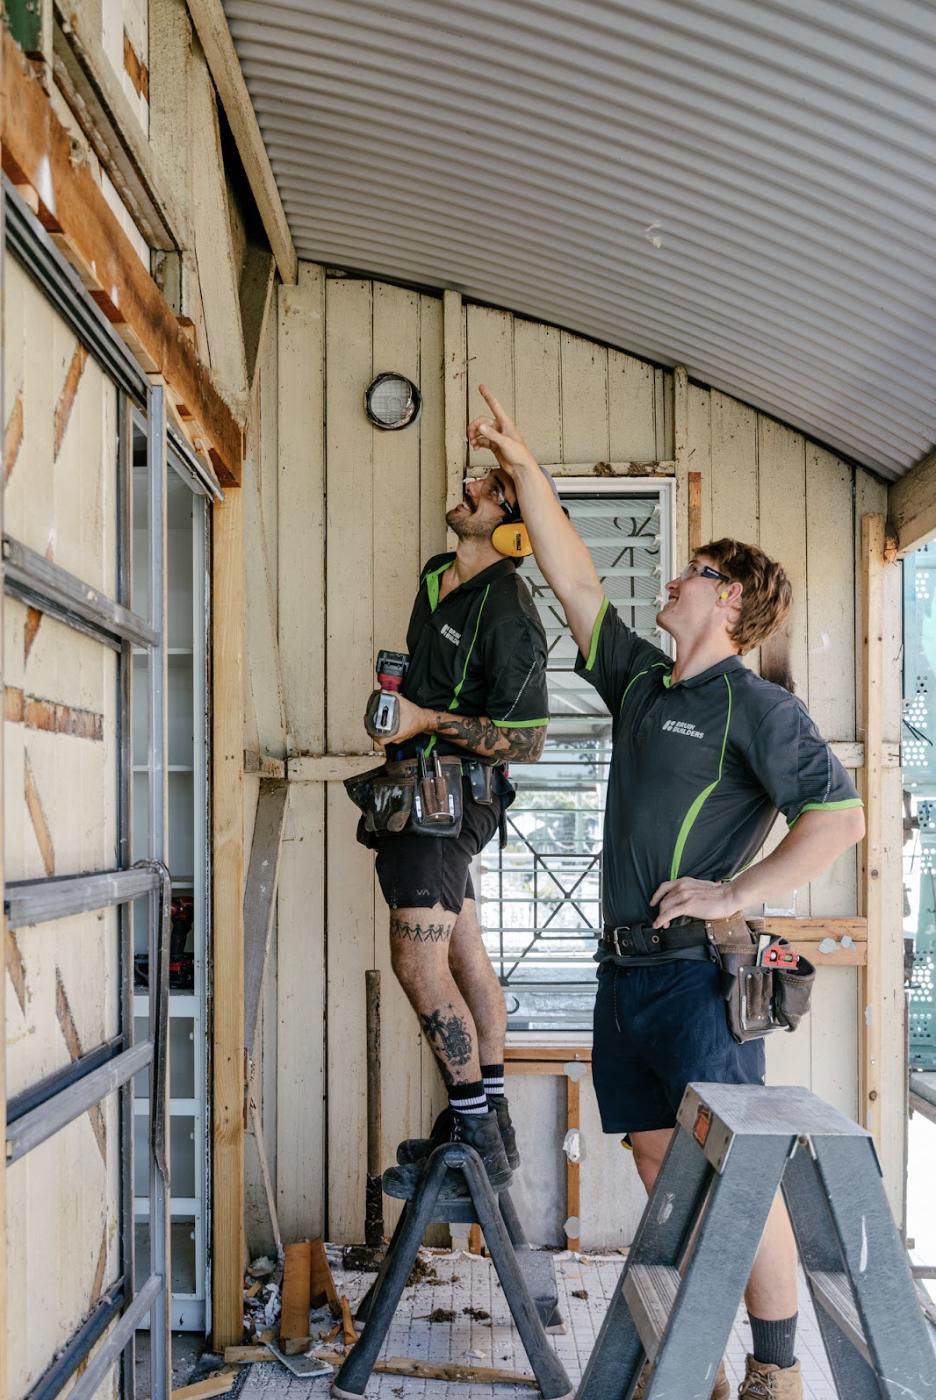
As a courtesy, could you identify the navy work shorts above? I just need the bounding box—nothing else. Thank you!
[373,784,501,916]
[592,957,765,1134]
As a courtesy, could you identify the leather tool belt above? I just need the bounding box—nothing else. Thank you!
[345,755,510,844]
[600,910,815,1042]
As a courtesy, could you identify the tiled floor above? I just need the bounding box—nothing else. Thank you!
[238,1248,839,1398]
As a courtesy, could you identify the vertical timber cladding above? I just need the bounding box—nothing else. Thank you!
[289,278,886,1243]
[3,256,122,1394]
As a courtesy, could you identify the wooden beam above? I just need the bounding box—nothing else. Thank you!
[287,753,379,782]
[565,1073,581,1252]
[212,488,246,1349]
[1,29,243,483]
[890,450,936,556]
[186,0,297,284]
[243,778,288,1058]
[858,513,906,1220]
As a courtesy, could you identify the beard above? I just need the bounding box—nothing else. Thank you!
[445,499,495,542]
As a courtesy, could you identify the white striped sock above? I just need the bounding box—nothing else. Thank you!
[449,1092,489,1117]
[482,1076,505,1097]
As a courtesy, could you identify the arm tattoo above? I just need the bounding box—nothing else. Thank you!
[432,713,546,762]
[389,916,451,942]
[418,1004,473,1085]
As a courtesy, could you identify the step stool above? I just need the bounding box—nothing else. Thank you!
[332,1142,573,1399]
[577,1081,936,1400]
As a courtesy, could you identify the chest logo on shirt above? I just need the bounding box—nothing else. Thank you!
[662,718,705,740]
[440,624,462,646]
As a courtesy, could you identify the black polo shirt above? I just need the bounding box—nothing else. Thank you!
[575,598,862,929]
[398,553,549,762]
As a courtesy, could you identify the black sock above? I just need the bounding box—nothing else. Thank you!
[748,1313,797,1370]
[481,1063,505,1097]
[448,1080,488,1116]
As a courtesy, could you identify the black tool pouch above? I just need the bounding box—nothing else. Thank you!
[410,760,463,837]
[344,764,414,844]
[464,759,495,806]
[772,956,816,1031]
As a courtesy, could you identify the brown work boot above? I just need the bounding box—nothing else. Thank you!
[634,1359,730,1399]
[738,1355,802,1399]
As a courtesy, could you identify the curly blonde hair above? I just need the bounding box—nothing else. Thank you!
[699,538,792,654]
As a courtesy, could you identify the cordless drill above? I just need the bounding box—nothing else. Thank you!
[365,649,409,737]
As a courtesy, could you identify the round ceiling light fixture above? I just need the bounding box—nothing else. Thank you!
[364,372,422,430]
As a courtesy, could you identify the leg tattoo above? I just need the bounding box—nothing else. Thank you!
[390,915,451,942]
[418,1003,474,1085]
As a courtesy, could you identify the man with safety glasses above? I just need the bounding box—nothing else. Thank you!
[467,386,865,1400]
[354,458,552,1197]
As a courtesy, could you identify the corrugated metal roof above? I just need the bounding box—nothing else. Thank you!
[222,0,936,480]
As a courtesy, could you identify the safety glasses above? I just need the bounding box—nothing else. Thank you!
[679,561,732,584]
[464,474,511,513]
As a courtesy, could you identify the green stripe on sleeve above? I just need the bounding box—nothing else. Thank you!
[425,560,454,613]
[788,797,864,828]
[583,597,610,671]
[491,717,549,728]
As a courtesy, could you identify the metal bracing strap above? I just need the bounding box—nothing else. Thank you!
[23,1283,126,1400]
[3,535,158,651]
[6,1041,152,1164]
[64,1274,162,1400]
[7,1035,124,1124]
[5,866,161,929]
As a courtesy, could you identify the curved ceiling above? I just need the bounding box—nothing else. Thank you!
[223,0,936,480]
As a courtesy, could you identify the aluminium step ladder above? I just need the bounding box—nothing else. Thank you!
[332,1142,573,1399]
[577,1081,936,1400]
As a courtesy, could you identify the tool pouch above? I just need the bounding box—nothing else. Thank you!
[410,757,463,837]
[344,763,414,841]
[464,759,495,806]
[707,913,816,1043]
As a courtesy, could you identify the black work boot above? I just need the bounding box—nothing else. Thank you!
[397,1098,520,1170]
[384,1108,513,1199]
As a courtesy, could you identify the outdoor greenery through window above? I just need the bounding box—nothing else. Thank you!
[480,483,673,1034]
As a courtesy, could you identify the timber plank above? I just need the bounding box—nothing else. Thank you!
[514,319,561,466]
[280,1241,313,1343]
[890,449,936,555]
[559,330,609,465]
[467,305,514,470]
[211,490,245,1349]
[1,30,242,482]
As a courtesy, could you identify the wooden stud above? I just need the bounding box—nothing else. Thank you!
[122,29,149,102]
[309,1237,340,1313]
[442,289,466,516]
[673,366,690,568]
[243,778,288,1058]
[858,512,906,1219]
[211,488,246,1349]
[280,1241,313,1343]
[565,1073,581,1252]
[223,1346,273,1364]
[4,922,27,1016]
[1,30,243,481]
[687,471,702,555]
[889,449,936,556]
[186,0,297,284]
[468,1224,483,1255]
[313,1353,539,1387]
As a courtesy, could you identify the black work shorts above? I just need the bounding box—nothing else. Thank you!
[592,957,765,1134]
[373,782,501,916]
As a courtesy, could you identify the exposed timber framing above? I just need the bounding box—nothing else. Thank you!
[672,364,690,565]
[1,28,243,482]
[858,513,906,1220]
[51,4,190,252]
[186,0,297,284]
[212,487,246,1349]
[243,779,289,1060]
[443,289,465,516]
[889,450,936,556]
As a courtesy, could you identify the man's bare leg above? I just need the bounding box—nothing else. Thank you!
[388,904,481,1083]
[448,898,506,1066]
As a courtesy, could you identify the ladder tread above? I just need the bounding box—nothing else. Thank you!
[809,1270,870,1363]
[623,1264,681,1357]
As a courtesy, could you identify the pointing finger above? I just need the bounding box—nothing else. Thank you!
[478,384,513,432]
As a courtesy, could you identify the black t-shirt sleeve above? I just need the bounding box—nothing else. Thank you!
[482,614,550,727]
[573,597,671,712]
[743,696,862,825]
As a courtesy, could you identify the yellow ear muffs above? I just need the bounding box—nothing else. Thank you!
[492,521,534,558]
